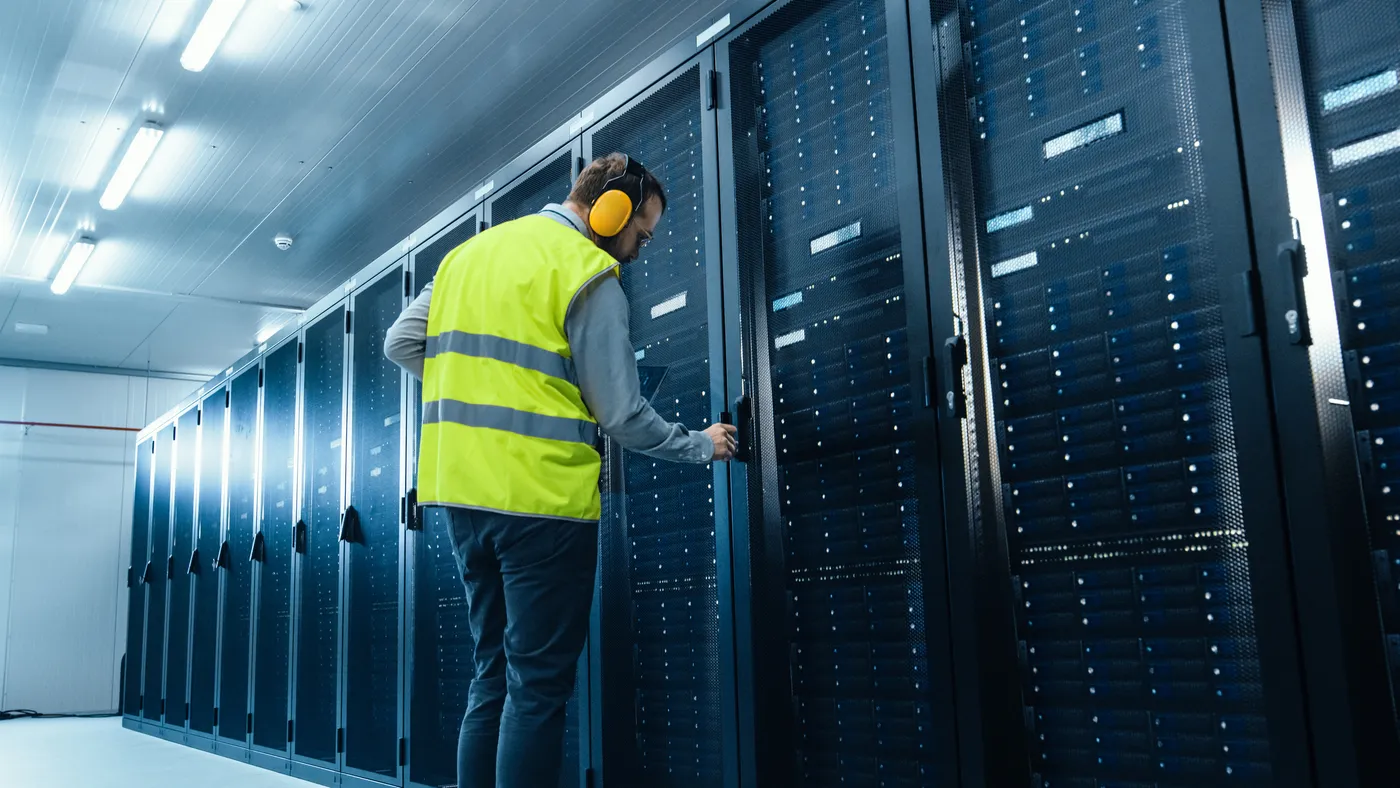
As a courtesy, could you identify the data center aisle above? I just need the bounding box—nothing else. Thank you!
[0,718,304,788]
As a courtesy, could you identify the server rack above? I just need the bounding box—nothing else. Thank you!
[251,339,301,771]
[483,143,592,788]
[123,438,155,722]
[343,263,409,786]
[1228,0,1400,782]
[189,385,227,750]
[166,406,200,737]
[144,425,175,731]
[911,0,1319,784]
[716,0,961,784]
[291,304,349,784]
[219,364,262,752]
[404,207,481,788]
[583,53,740,788]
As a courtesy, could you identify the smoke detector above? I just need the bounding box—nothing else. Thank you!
[274,234,294,251]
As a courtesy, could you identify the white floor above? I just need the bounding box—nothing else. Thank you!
[0,717,306,787]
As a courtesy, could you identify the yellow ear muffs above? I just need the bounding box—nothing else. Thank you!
[589,189,635,237]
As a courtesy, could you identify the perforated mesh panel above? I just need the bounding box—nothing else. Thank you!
[221,367,260,741]
[254,342,298,750]
[124,440,153,717]
[144,426,174,723]
[409,215,479,788]
[346,273,403,777]
[167,408,199,730]
[727,0,938,783]
[1288,0,1400,717]
[490,153,573,225]
[296,308,345,763]
[592,63,723,786]
[956,1,1274,783]
[190,390,226,735]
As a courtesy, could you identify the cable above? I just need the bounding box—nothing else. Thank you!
[0,709,121,722]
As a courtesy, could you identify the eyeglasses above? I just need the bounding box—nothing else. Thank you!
[637,227,653,248]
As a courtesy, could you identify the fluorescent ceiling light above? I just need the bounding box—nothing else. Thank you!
[100,123,164,210]
[51,238,96,295]
[14,323,49,336]
[256,324,283,344]
[181,0,248,72]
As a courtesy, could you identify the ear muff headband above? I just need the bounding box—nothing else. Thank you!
[588,155,650,237]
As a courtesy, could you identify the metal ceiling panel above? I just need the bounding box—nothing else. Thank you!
[1,0,734,376]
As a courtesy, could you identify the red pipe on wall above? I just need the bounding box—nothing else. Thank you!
[0,419,141,433]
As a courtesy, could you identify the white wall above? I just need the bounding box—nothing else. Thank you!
[0,366,195,714]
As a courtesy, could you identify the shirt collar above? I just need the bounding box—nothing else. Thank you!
[539,203,588,236]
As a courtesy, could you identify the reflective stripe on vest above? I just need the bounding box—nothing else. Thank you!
[419,213,617,521]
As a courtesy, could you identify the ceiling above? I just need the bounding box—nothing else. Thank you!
[0,0,729,378]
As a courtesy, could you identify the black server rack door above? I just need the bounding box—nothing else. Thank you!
[588,63,726,786]
[486,149,588,788]
[254,341,298,751]
[345,272,404,778]
[124,439,154,717]
[1287,0,1400,726]
[408,216,479,788]
[723,0,946,784]
[191,390,227,735]
[488,152,574,225]
[167,408,199,729]
[297,307,346,764]
[947,0,1307,783]
[221,366,259,742]
[144,425,174,724]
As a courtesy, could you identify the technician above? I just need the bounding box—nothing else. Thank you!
[384,152,736,788]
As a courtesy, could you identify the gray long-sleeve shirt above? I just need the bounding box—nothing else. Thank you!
[384,204,713,464]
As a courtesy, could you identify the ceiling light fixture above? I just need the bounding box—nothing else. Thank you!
[51,238,96,295]
[181,0,248,72]
[100,122,164,210]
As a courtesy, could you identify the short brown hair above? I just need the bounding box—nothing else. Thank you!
[567,152,667,214]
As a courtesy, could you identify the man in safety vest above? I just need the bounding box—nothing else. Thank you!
[384,153,737,788]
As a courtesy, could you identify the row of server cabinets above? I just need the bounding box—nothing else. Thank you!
[122,0,1400,786]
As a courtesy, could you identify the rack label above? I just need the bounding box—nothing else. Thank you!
[1044,112,1124,159]
[987,206,1033,233]
[1323,70,1398,112]
[1330,127,1400,170]
[696,14,731,47]
[810,221,862,255]
[775,329,806,349]
[991,251,1039,278]
[773,291,804,312]
[651,291,688,319]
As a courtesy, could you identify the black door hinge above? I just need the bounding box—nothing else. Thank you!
[1236,269,1262,338]
[479,219,488,233]
[404,269,412,298]
[167,555,175,580]
[196,408,202,426]
[247,712,253,735]
[345,311,353,334]
[288,719,295,743]
[577,156,585,176]
[405,488,421,531]
[399,737,407,767]
[298,342,305,364]
[337,727,345,753]
[707,70,721,110]
[225,389,230,408]
[250,531,266,563]
[213,707,219,727]
[215,540,231,570]
[127,566,134,588]
[258,367,264,387]
[172,424,176,441]
[339,505,362,544]
[400,495,407,525]
[188,549,200,575]
[942,336,969,418]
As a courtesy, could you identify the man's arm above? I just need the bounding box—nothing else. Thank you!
[567,276,714,463]
[384,280,433,380]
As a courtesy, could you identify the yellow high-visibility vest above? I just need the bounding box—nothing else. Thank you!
[419,214,617,521]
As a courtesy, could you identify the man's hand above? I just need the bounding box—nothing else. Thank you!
[704,423,739,461]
